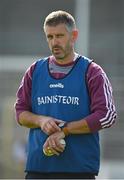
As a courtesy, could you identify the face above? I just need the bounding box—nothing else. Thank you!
[44,24,78,61]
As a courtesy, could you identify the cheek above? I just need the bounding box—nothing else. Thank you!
[67,39,73,47]
[70,36,75,44]
[64,41,72,52]
[47,41,52,49]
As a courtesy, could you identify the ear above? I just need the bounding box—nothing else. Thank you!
[72,29,78,42]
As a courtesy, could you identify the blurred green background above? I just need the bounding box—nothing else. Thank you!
[0,0,124,179]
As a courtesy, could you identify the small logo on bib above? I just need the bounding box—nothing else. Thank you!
[49,83,64,89]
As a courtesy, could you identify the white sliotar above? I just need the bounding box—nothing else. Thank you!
[59,139,66,146]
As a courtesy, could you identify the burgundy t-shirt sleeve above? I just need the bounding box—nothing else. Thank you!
[85,62,117,132]
[15,61,37,122]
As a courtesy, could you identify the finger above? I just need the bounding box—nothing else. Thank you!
[43,139,49,149]
[49,121,61,132]
[47,139,60,155]
[51,140,65,153]
[50,148,60,156]
[56,143,65,152]
[44,122,55,135]
[54,146,65,153]
[48,138,64,154]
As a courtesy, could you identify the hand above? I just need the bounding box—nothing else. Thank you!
[39,116,64,135]
[43,131,65,156]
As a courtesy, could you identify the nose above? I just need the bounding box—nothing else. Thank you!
[52,37,59,46]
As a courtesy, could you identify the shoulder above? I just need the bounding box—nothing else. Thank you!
[24,61,37,80]
[79,56,92,64]
[87,61,106,82]
[25,57,49,79]
[33,57,49,70]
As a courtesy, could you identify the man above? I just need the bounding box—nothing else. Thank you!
[15,10,117,179]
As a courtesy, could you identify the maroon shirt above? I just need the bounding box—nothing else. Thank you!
[15,56,117,132]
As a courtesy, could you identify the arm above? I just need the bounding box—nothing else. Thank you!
[19,111,64,135]
[61,62,117,135]
[62,119,90,135]
[15,61,63,135]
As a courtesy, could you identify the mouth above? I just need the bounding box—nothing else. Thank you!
[52,47,61,54]
[53,48,60,51]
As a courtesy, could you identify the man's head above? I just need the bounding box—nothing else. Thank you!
[43,10,78,62]
[43,10,76,33]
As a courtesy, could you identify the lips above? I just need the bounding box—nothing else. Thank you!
[53,48,61,54]
[53,47,61,50]
[53,48,60,51]
[52,45,61,50]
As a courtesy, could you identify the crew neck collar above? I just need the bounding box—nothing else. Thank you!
[50,53,79,67]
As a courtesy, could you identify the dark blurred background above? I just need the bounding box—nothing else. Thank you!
[0,0,124,179]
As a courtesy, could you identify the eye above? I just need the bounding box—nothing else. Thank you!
[47,35,53,40]
[56,34,64,38]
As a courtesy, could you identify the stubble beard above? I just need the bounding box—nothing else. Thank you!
[52,44,72,61]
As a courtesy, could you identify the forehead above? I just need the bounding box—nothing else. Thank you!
[45,24,68,35]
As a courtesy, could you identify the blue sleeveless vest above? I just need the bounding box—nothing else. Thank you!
[26,56,100,174]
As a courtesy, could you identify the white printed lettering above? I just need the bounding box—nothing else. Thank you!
[49,83,64,88]
[37,95,79,106]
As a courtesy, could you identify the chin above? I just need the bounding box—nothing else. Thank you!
[54,55,65,60]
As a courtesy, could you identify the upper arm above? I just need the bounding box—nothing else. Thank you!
[14,62,36,121]
[86,62,117,131]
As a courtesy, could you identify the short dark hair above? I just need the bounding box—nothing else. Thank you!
[43,10,76,32]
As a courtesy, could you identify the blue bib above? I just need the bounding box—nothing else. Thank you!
[26,56,100,174]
